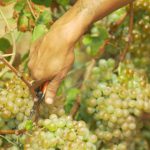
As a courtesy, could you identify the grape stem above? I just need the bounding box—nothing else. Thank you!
[109,12,128,34]
[0,129,26,135]
[27,0,37,20]
[142,113,150,120]
[0,7,16,77]
[94,12,128,60]
[0,27,17,38]
[2,54,13,57]
[70,59,96,118]
[117,2,134,66]
[0,135,17,146]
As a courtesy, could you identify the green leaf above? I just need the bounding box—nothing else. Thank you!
[65,88,80,114]
[23,11,32,18]
[32,24,47,42]
[82,34,92,45]
[25,120,33,130]
[89,36,105,56]
[0,38,11,52]
[56,0,70,7]
[37,10,52,25]
[14,0,26,12]
[31,0,53,7]
[97,26,109,41]
[107,8,126,24]
[84,26,108,56]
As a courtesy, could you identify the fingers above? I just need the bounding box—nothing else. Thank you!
[45,75,64,104]
[45,53,74,104]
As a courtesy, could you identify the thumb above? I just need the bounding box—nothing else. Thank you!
[44,75,63,104]
[45,53,75,104]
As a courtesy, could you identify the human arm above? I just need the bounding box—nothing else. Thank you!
[28,0,134,104]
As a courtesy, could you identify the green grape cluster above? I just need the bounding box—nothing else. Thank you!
[103,0,150,79]
[0,75,33,130]
[24,114,97,150]
[100,135,149,150]
[134,0,150,12]
[83,59,150,149]
[129,0,150,79]
[129,134,149,150]
[130,4,150,52]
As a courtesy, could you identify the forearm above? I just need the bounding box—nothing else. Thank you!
[53,0,134,43]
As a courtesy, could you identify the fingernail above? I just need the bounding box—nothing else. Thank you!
[45,97,53,104]
[34,97,38,102]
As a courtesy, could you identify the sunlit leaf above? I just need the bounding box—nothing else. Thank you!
[14,0,26,12]
[82,34,92,45]
[32,24,47,42]
[25,120,33,131]
[37,10,52,26]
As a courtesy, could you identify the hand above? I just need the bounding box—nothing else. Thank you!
[28,0,133,104]
[28,25,75,104]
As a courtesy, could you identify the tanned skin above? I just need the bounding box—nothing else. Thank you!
[28,0,134,104]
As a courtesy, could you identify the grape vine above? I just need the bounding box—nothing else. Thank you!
[0,0,150,150]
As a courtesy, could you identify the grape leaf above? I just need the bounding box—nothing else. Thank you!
[37,10,52,26]
[0,38,11,52]
[82,34,93,45]
[107,8,126,24]
[56,0,70,7]
[31,0,53,7]
[32,24,47,42]
[89,36,105,56]
[14,0,26,12]
[83,27,108,56]
[25,120,33,131]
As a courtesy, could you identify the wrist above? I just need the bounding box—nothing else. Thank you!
[52,0,134,44]
[51,2,93,44]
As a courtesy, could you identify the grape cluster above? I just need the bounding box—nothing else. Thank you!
[103,1,150,79]
[129,0,150,79]
[0,75,33,130]
[24,114,97,150]
[100,135,149,150]
[134,0,150,12]
[83,59,150,149]
[130,0,150,52]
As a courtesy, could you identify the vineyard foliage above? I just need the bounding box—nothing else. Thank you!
[0,0,150,150]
